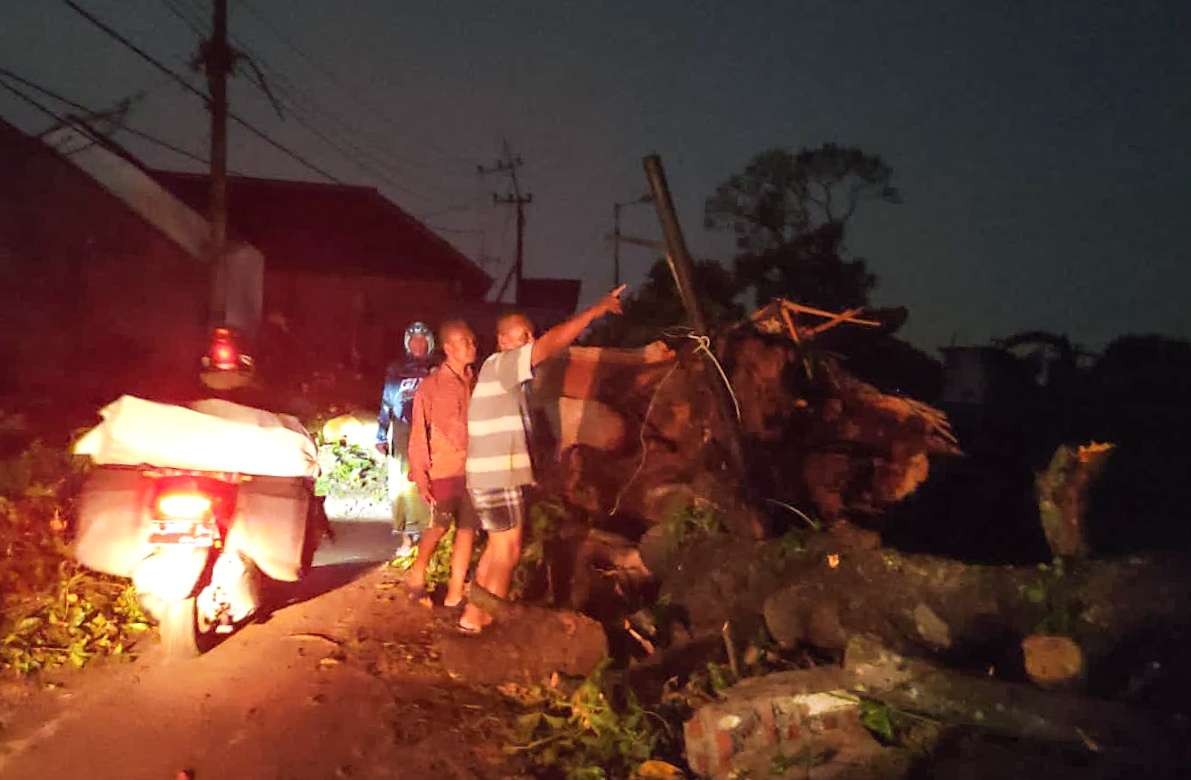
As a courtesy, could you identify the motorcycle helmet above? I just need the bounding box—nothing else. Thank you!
[403,321,435,356]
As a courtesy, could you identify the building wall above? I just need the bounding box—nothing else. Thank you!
[263,268,457,370]
[0,130,207,396]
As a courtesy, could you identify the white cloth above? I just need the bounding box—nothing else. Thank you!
[74,395,319,478]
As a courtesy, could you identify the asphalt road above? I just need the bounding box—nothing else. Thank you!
[314,519,399,567]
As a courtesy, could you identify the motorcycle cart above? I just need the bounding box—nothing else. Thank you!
[71,396,323,657]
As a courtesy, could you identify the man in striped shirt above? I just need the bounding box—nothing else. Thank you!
[459,284,626,634]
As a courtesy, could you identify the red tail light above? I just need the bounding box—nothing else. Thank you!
[154,491,214,520]
[148,474,235,525]
[209,340,238,369]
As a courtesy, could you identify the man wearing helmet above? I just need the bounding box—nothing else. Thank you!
[376,321,437,547]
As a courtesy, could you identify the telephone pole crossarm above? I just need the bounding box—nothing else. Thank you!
[479,141,532,304]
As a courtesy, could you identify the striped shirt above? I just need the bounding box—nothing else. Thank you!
[466,343,535,489]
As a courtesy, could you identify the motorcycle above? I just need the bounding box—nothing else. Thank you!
[199,326,256,393]
[73,396,322,658]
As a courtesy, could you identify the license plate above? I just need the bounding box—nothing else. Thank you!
[149,520,217,547]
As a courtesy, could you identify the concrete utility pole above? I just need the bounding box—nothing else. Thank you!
[643,153,752,503]
[612,193,653,287]
[479,140,532,304]
[200,0,234,321]
[642,155,709,334]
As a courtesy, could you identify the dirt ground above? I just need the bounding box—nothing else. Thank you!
[0,561,537,780]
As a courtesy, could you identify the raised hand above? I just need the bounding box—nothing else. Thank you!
[598,284,628,317]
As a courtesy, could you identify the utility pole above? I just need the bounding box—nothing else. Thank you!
[479,140,532,304]
[199,0,235,322]
[643,153,754,524]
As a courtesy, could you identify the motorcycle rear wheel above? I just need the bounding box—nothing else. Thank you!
[159,597,200,659]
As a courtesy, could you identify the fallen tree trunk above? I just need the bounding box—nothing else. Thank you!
[759,545,1191,670]
[844,635,1184,762]
[655,532,1191,693]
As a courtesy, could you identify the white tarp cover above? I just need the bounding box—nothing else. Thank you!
[74,395,319,478]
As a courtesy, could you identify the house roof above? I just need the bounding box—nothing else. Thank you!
[149,170,492,297]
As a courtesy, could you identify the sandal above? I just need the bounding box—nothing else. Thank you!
[455,618,483,636]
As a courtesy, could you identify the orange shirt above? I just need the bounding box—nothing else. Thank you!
[407,363,473,497]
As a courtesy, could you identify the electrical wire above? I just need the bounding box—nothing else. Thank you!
[173,0,491,220]
[237,0,480,171]
[159,0,206,39]
[231,35,472,189]
[0,67,211,166]
[187,6,468,202]
[61,0,344,183]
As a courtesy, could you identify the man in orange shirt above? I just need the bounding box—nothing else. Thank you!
[405,320,478,607]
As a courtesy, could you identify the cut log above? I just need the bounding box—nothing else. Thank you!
[756,545,1191,669]
[1021,634,1085,689]
[656,532,1191,689]
[844,635,1179,757]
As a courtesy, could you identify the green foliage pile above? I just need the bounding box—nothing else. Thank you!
[388,524,479,590]
[505,659,670,779]
[315,442,386,501]
[389,495,570,598]
[1,439,149,675]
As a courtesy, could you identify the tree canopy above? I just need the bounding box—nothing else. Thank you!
[704,143,900,254]
[706,143,899,314]
[587,142,900,346]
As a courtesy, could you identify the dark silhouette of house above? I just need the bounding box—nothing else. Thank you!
[0,116,211,398]
[0,114,493,398]
[148,170,492,371]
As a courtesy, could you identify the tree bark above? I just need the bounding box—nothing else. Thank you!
[756,545,1191,668]
[844,635,1181,760]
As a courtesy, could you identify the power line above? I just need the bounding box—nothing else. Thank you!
[237,0,479,171]
[174,4,462,203]
[0,66,211,166]
[227,20,474,185]
[416,195,491,220]
[159,0,206,39]
[60,0,344,183]
[165,1,486,219]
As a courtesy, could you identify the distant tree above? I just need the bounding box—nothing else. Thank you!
[1089,334,1191,411]
[590,143,900,347]
[706,144,898,312]
[584,257,744,347]
[705,143,900,253]
[734,222,875,312]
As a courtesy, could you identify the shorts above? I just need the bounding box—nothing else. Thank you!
[468,486,527,533]
[429,480,478,532]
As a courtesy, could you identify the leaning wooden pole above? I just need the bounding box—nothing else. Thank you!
[642,154,756,527]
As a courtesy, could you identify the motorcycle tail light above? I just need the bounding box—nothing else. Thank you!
[209,343,238,370]
[155,491,213,520]
[207,328,242,370]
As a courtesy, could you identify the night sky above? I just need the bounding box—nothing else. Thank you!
[3,0,1189,352]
